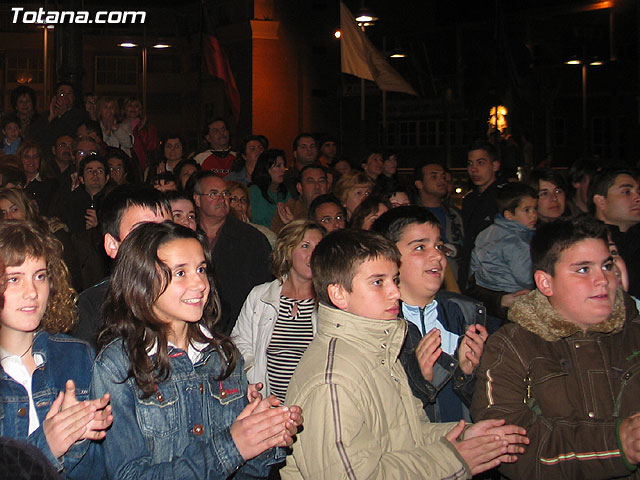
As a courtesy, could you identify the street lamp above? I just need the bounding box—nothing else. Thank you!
[355,7,378,26]
[118,41,172,116]
[565,54,603,153]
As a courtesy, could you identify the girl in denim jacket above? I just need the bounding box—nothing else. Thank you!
[92,221,302,479]
[0,221,112,477]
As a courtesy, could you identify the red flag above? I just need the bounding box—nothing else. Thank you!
[202,34,241,121]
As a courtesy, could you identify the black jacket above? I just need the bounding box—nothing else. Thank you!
[398,291,485,422]
[210,215,273,335]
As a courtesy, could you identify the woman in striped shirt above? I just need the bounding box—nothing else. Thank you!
[232,219,325,402]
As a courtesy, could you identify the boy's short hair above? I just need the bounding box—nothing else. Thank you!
[308,194,345,221]
[496,182,537,215]
[79,155,107,178]
[100,184,171,239]
[371,205,441,243]
[587,168,638,214]
[467,139,497,160]
[531,214,608,276]
[1,114,20,131]
[311,229,400,307]
[412,161,444,184]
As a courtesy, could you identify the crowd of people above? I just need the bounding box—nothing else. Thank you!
[1,82,640,479]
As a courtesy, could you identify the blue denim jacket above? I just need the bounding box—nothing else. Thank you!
[0,331,104,478]
[91,338,284,479]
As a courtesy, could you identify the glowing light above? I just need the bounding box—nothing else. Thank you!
[565,56,582,65]
[153,43,171,49]
[455,187,462,194]
[118,42,137,48]
[334,30,341,39]
[488,105,508,133]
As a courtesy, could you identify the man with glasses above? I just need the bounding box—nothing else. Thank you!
[72,136,101,169]
[193,171,272,334]
[47,133,74,180]
[272,164,329,234]
[308,194,346,232]
[54,156,110,235]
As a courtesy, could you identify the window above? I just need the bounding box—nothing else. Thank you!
[6,54,43,84]
[399,121,415,146]
[95,56,138,86]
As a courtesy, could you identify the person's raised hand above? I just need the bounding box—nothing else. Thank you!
[458,324,488,375]
[43,392,95,458]
[277,203,294,225]
[416,328,441,382]
[247,382,263,402]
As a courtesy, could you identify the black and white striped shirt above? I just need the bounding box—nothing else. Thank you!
[266,296,315,402]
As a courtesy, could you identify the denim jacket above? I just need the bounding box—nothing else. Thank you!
[0,331,103,478]
[91,338,284,479]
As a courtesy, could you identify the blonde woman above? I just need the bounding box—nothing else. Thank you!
[333,171,374,221]
[232,219,325,401]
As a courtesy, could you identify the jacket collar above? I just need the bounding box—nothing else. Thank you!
[316,303,406,361]
[508,287,627,341]
[493,214,535,236]
[260,279,285,307]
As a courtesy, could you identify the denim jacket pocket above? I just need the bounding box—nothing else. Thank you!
[210,374,244,406]
[136,382,180,437]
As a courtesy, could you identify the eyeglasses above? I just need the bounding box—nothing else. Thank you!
[229,196,248,204]
[195,190,230,200]
[76,150,98,158]
[320,214,345,224]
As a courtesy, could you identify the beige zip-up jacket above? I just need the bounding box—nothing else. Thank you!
[281,303,471,479]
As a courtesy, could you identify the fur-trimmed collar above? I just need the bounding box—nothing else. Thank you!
[508,287,627,341]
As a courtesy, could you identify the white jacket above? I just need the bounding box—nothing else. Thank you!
[231,279,318,397]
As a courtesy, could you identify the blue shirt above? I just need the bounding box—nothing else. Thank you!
[402,300,460,355]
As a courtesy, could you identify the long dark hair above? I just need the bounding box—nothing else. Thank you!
[252,149,288,204]
[98,221,237,398]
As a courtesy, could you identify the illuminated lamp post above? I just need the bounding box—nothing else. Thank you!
[564,54,603,154]
[118,41,171,116]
